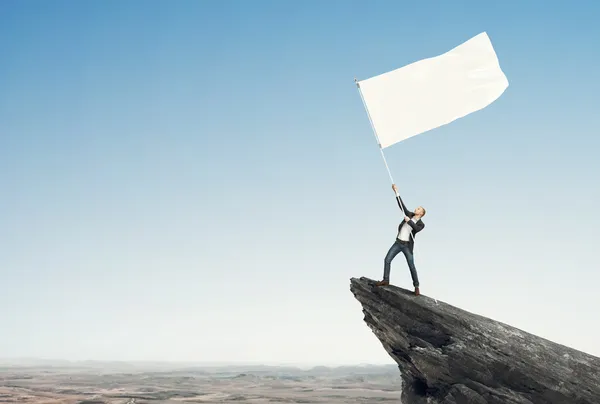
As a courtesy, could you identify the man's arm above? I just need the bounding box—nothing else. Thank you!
[406,218,424,233]
[392,184,412,217]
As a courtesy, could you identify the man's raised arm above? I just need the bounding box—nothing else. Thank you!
[391,184,412,216]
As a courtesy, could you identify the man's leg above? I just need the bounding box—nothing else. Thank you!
[381,241,402,283]
[400,245,420,289]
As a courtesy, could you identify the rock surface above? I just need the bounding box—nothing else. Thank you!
[350,276,600,404]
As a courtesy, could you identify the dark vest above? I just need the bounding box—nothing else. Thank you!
[395,195,425,253]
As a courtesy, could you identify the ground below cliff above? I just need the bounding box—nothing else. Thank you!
[350,276,600,404]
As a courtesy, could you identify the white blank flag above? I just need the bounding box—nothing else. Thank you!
[357,32,509,149]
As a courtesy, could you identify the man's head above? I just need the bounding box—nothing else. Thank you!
[414,206,426,218]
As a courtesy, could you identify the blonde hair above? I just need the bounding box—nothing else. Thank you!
[417,206,426,216]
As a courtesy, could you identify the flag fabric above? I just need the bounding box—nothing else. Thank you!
[357,32,509,149]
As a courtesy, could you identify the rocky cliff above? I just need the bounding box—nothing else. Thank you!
[350,277,600,404]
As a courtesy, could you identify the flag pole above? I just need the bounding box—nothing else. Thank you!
[354,78,396,187]
[355,77,416,242]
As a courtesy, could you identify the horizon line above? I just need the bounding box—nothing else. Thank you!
[0,356,396,368]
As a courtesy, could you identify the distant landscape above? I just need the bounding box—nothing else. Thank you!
[0,359,402,403]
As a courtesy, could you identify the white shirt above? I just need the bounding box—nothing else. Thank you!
[395,191,416,241]
[398,217,417,241]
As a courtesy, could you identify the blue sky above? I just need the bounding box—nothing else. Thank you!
[1,0,599,365]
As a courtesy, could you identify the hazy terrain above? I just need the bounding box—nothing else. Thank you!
[0,359,402,403]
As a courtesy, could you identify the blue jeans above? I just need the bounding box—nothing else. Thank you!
[383,240,419,287]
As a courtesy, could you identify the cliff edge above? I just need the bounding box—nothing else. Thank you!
[350,276,600,404]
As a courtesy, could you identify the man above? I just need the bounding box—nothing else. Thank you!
[376,184,426,296]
